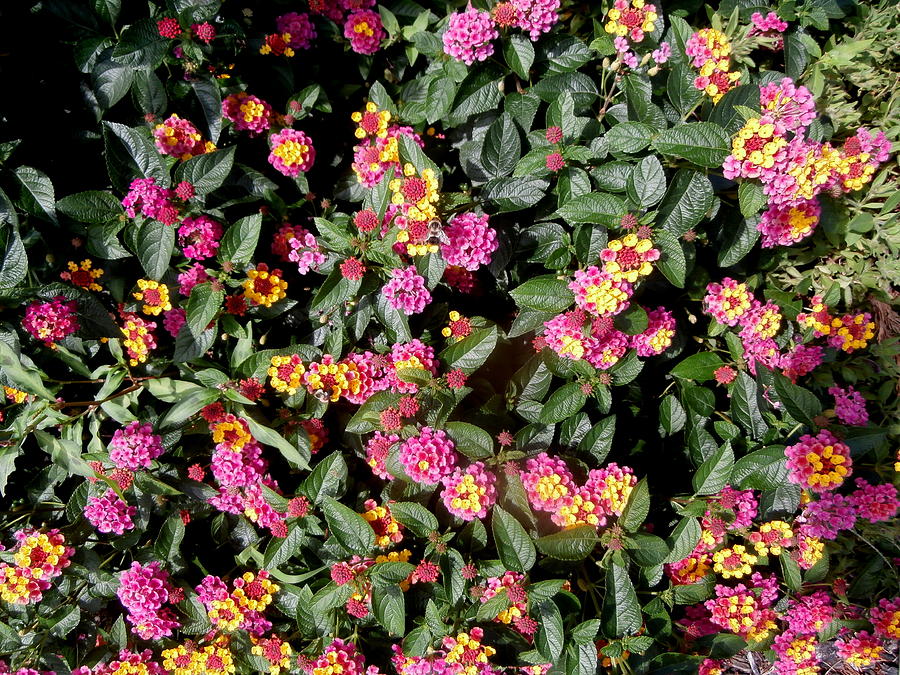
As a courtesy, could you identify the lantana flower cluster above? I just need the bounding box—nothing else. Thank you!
[0,530,72,605]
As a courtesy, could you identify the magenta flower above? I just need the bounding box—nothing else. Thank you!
[512,0,560,40]
[441,211,498,271]
[276,12,317,50]
[343,10,384,55]
[23,297,79,346]
[84,489,136,535]
[442,8,498,65]
[441,462,497,520]
[398,427,458,484]
[381,266,431,316]
[116,561,180,640]
[268,128,316,176]
[177,215,223,260]
[108,421,164,471]
[287,226,326,274]
[221,92,273,134]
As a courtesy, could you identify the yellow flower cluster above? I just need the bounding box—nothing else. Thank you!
[121,315,155,367]
[558,335,585,360]
[0,565,37,604]
[556,493,602,529]
[351,102,391,139]
[448,475,489,518]
[133,279,172,316]
[211,418,253,451]
[712,544,757,579]
[598,474,634,516]
[232,571,278,612]
[746,520,794,556]
[584,278,631,314]
[304,358,362,402]
[444,632,497,671]
[208,596,245,632]
[731,119,787,169]
[784,143,843,202]
[4,386,27,403]
[162,638,235,674]
[251,635,293,675]
[831,314,876,353]
[604,0,658,39]
[361,503,403,548]
[390,163,440,222]
[805,442,850,491]
[602,233,656,283]
[243,264,288,307]
[63,259,104,291]
[268,354,306,395]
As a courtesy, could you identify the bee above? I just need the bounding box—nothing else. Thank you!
[425,218,450,247]
[313,389,332,403]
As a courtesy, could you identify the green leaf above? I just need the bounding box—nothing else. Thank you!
[49,605,81,638]
[619,477,650,532]
[772,370,822,426]
[425,76,456,125]
[481,176,549,211]
[669,353,724,381]
[0,342,54,398]
[626,155,666,208]
[504,34,535,79]
[536,600,565,661]
[709,85,761,135]
[446,422,494,459]
[372,583,405,636]
[667,62,704,116]
[219,213,262,265]
[579,415,616,463]
[738,181,765,217]
[654,230,686,288]
[614,304,648,335]
[449,66,504,125]
[659,395,686,436]
[555,191,625,226]
[780,552,802,592]
[158,387,220,430]
[663,517,701,563]
[730,372,767,440]
[57,191,121,224]
[607,122,655,154]
[112,18,167,70]
[535,525,599,561]
[154,515,185,562]
[185,282,223,337]
[263,525,304,570]
[440,326,498,373]
[509,275,573,312]
[135,219,174,280]
[784,30,809,80]
[242,414,310,469]
[540,382,586,424]
[174,147,235,195]
[103,121,166,184]
[15,166,57,224]
[310,267,360,314]
[730,447,789,490]
[657,169,715,236]
[322,497,375,556]
[301,451,348,505]
[481,113,521,179]
[718,216,760,267]
[390,502,439,537]
[370,561,417,586]
[541,35,593,74]
[93,58,134,109]
[652,123,730,168]
[692,443,735,495]
[132,69,168,116]
[601,563,641,637]
[476,588,511,621]
[192,79,222,143]
[0,222,27,290]
[629,532,669,567]
[34,430,93,478]
[492,505,536,573]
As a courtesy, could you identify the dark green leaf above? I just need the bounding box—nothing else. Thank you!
[692,443,735,495]
[301,452,348,505]
[372,583,405,635]
[481,113,521,179]
[730,372,767,439]
[535,525,599,561]
[540,382,586,424]
[619,477,650,532]
[536,600,564,661]
[185,282,223,337]
[555,191,625,226]
[322,497,375,556]
[509,275,573,312]
[440,326,498,373]
[670,353,724,381]
[492,505,536,572]
[663,517,701,563]
[112,18,167,70]
[135,220,174,280]
[626,155,666,208]
[446,422,494,459]
[658,169,715,236]
[652,123,730,168]
[579,415,616,463]
[504,34,535,79]
[601,563,641,637]
[219,213,262,265]
[174,147,235,195]
[390,502,439,537]
[57,191,121,224]
[718,216,760,267]
[481,176,549,211]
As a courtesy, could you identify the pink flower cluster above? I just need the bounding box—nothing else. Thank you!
[194,571,276,636]
[311,639,368,675]
[177,262,209,295]
[631,306,676,357]
[440,461,497,520]
[785,429,852,492]
[870,597,900,640]
[177,215,223,260]
[122,177,180,225]
[759,78,817,134]
[72,649,163,675]
[343,10,384,55]
[381,266,432,315]
[352,126,422,187]
[365,431,398,480]
[23,297,79,346]
[108,421,164,470]
[829,385,869,425]
[749,11,788,49]
[443,8,499,65]
[277,12,317,50]
[116,561,180,640]
[84,489,136,535]
[268,128,315,176]
[799,493,856,539]
[398,427,458,484]
[221,92,273,134]
[848,478,899,524]
[152,114,213,160]
[511,0,561,40]
[441,212,499,271]
[757,198,821,248]
[286,225,326,274]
